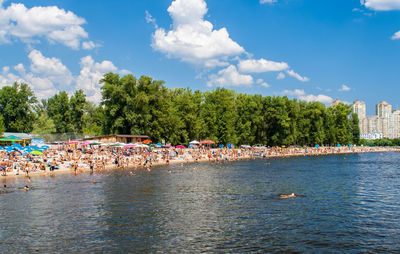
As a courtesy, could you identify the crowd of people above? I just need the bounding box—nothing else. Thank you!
[0,143,395,180]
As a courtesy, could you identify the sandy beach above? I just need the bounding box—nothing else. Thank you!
[1,145,396,180]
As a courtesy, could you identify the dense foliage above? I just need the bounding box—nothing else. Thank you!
[0,74,361,146]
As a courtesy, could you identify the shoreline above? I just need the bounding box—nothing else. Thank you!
[1,147,395,181]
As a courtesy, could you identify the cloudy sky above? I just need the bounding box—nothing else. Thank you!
[1,0,400,114]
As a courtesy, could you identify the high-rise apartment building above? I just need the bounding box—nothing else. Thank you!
[352,100,400,139]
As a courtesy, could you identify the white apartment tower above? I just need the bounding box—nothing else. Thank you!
[352,100,400,139]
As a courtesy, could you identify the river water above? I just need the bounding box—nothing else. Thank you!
[0,152,400,253]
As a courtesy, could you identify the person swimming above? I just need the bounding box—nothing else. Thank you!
[280,193,296,199]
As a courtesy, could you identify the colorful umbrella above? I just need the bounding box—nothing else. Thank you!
[200,140,215,145]
[142,140,152,144]
[176,145,186,148]
[30,150,43,155]
[124,144,136,148]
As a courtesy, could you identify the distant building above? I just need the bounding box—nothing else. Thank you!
[352,100,400,139]
[83,134,149,144]
[329,99,342,107]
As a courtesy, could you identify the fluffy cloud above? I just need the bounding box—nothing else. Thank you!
[260,0,278,4]
[0,49,127,101]
[76,56,121,102]
[300,94,333,103]
[151,0,244,67]
[238,58,289,73]
[207,65,253,87]
[362,0,400,10]
[0,2,94,49]
[282,89,306,97]
[277,72,285,79]
[256,78,270,88]
[339,84,351,92]
[282,89,333,103]
[28,49,74,87]
[286,69,310,82]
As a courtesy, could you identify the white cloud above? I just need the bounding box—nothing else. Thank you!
[363,0,400,10]
[339,84,351,92]
[145,10,158,29]
[0,49,127,102]
[282,89,333,103]
[286,69,310,82]
[282,89,306,97]
[256,78,270,87]
[82,41,99,50]
[207,65,253,87]
[260,0,278,3]
[300,94,333,103]
[391,30,400,39]
[76,56,120,102]
[277,72,285,80]
[28,49,73,86]
[151,0,244,67]
[238,58,289,73]
[0,2,91,49]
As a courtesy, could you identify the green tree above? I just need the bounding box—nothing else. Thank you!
[0,83,37,133]
[201,88,237,144]
[350,113,360,144]
[70,90,87,133]
[46,91,73,133]
[0,115,5,136]
[32,113,56,135]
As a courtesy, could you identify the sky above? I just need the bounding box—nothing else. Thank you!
[1,0,400,115]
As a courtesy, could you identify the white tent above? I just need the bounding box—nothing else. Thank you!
[189,140,200,145]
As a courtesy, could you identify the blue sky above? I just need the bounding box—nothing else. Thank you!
[1,0,400,114]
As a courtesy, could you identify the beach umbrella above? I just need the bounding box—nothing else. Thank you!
[67,140,81,145]
[219,144,224,148]
[89,141,101,145]
[162,145,173,148]
[200,140,215,145]
[142,140,152,144]
[315,144,319,148]
[227,144,232,149]
[189,140,200,145]
[124,144,136,148]
[110,143,123,147]
[176,145,186,149]
[30,150,43,155]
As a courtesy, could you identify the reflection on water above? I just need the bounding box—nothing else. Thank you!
[1,153,400,252]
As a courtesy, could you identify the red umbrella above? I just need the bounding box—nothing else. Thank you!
[176,145,186,148]
[200,140,215,145]
[142,140,152,144]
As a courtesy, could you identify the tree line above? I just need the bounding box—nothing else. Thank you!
[0,73,360,146]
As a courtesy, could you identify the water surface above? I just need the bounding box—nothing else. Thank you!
[1,152,400,252]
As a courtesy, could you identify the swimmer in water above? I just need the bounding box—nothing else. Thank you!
[280,193,296,199]
[2,184,6,189]
[23,185,29,191]
[93,180,97,184]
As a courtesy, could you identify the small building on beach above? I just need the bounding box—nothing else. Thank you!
[83,134,149,144]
